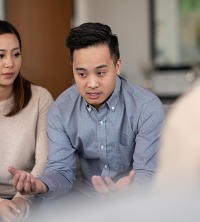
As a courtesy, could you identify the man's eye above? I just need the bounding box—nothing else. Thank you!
[78,73,86,77]
[97,72,105,76]
[0,54,4,58]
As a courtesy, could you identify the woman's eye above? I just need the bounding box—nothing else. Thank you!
[13,52,21,57]
[0,54,4,58]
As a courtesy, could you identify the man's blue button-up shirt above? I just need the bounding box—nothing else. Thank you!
[39,76,165,198]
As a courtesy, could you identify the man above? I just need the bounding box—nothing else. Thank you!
[9,22,165,200]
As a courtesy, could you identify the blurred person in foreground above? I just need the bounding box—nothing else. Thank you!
[0,20,53,222]
[8,22,165,208]
[154,80,200,191]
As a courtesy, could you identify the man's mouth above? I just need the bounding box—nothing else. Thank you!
[87,92,101,99]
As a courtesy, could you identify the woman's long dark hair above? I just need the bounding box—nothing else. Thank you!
[0,20,32,117]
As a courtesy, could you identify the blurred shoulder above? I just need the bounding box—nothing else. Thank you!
[168,82,200,118]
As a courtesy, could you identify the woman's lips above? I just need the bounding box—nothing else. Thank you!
[3,73,14,78]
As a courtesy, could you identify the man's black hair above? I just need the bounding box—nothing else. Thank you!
[66,22,120,63]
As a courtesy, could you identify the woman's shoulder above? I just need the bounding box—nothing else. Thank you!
[30,84,54,103]
[31,84,52,96]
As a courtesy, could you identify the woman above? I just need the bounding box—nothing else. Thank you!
[0,20,53,222]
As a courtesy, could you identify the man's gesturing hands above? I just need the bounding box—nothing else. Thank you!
[9,166,134,197]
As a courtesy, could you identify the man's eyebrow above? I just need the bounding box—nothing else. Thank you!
[75,67,86,71]
[75,65,107,71]
[96,65,107,69]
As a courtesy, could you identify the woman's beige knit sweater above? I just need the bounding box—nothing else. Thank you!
[0,85,53,202]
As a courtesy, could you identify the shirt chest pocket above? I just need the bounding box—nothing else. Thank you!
[108,132,135,172]
[113,143,134,172]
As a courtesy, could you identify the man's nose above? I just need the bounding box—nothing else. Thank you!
[87,75,99,88]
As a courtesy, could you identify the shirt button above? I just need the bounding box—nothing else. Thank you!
[104,164,108,169]
[100,120,104,125]
[100,145,104,149]
[88,107,92,112]
[111,106,115,111]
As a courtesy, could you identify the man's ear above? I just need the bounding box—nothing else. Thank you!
[116,59,122,75]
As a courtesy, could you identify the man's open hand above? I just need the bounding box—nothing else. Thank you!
[91,170,134,195]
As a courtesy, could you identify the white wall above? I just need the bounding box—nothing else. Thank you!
[0,0,5,19]
[156,0,180,65]
[73,0,150,85]
[73,0,192,96]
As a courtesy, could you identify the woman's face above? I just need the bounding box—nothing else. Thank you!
[0,33,22,88]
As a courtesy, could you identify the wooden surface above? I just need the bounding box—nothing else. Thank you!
[6,0,74,99]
